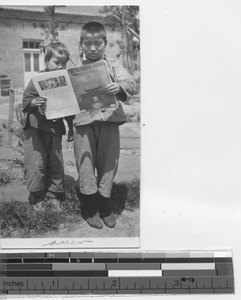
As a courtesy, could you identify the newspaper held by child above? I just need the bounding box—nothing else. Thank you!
[31,60,117,120]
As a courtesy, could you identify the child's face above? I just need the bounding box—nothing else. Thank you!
[46,50,68,71]
[81,32,106,61]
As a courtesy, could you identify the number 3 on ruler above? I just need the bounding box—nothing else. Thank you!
[175,280,180,287]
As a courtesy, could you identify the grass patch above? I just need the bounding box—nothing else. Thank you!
[0,170,14,186]
[0,179,140,238]
[112,178,140,212]
[0,200,66,238]
[12,158,24,167]
[0,161,25,186]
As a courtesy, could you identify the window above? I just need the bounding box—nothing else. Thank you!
[24,53,31,72]
[33,53,40,72]
[23,39,45,88]
[23,40,42,74]
[23,41,41,49]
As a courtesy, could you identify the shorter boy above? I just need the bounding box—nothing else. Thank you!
[22,42,74,211]
[74,22,135,229]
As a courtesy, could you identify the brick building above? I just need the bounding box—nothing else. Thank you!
[0,5,122,89]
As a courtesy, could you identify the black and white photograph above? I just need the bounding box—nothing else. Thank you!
[38,75,68,90]
[1,0,241,299]
[0,4,140,248]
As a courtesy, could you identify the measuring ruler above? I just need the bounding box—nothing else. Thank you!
[0,251,234,295]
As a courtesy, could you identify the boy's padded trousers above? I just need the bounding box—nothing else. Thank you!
[24,127,65,196]
[73,122,120,198]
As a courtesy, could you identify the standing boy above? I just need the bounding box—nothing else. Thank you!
[22,42,74,211]
[74,22,135,229]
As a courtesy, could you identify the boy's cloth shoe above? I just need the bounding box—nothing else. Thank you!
[102,212,116,228]
[28,192,45,212]
[80,193,103,229]
[32,201,45,212]
[86,214,103,229]
[98,195,116,228]
[28,192,45,205]
[45,198,62,212]
[31,198,62,213]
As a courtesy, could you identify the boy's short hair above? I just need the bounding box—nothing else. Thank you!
[80,22,107,44]
[44,42,70,63]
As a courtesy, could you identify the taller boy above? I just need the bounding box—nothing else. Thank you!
[74,22,135,229]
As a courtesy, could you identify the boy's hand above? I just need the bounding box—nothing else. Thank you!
[67,129,74,142]
[30,97,47,115]
[105,83,121,95]
[38,103,47,115]
[30,97,47,107]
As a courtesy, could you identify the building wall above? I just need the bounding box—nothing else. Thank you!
[0,25,41,88]
[0,16,122,89]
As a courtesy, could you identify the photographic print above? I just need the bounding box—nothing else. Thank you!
[38,75,67,91]
[0,5,140,248]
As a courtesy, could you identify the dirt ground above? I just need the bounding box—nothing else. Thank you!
[0,93,140,239]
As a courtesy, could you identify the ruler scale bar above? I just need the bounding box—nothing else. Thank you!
[0,251,234,295]
[0,276,234,293]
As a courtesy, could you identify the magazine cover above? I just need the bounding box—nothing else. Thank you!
[68,60,117,113]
